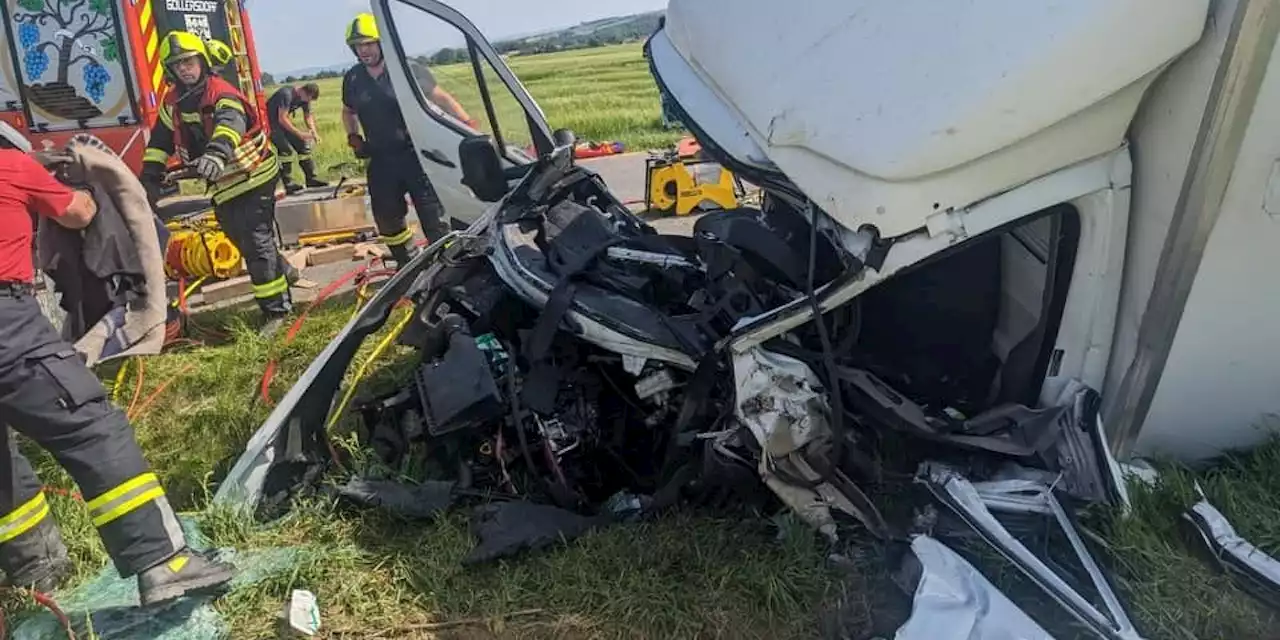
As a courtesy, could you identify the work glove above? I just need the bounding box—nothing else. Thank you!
[193,153,226,182]
[348,133,369,160]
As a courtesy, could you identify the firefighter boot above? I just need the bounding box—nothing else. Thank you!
[0,516,72,593]
[300,159,329,188]
[138,547,236,607]
[280,165,305,195]
[259,313,289,339]
[387,242,421,270]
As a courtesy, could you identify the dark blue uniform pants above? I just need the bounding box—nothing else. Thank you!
[367,148,449,264]
[0,290,185,578]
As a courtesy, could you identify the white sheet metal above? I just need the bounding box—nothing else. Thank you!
[658,0,1208,238]
[895,536,1054,640]
[1187,499,1280,587]
[925,465,1144,640]
[1131,24,1280,459]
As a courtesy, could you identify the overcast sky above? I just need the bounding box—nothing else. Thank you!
[247,0,668,75]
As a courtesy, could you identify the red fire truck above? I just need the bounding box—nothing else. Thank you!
[0,0,268,173]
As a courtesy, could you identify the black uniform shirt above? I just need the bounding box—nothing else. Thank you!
[342,63,432,153]
[267,86,310,121]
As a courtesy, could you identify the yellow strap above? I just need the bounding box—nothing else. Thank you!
[211,157,278,204]
[381,228,414,247]
[0,493,47,531]
[0,497,50,544]
[144,148,170,164]
[180,112,202,123]
[252,276,289,299]
[212,125,242,146]
[92,487,165,527]
[158,106,174,129]
[86,472,159,511]
[214,98,245,114]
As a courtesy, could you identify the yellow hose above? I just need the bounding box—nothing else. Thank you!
[112,358,133,404]
[165,226,243,280]
[325,307,415,430]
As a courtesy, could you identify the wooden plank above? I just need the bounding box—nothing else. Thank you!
[199,275,254,304]
[306,244,356,267]
[297,224,377,245]
[285,248,313,271]
[353,242,389,261]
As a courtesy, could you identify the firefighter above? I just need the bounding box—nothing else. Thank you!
[268,82,328,194]
[0,122,234,603]
[141,32,294,334]
[342,13,468,267]
[206,38,234,82]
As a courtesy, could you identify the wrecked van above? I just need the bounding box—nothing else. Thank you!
[215,0,1280,635]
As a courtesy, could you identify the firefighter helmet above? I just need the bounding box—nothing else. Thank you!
[345,13,380,46]
[206,39,234,68]
[160,31,210,67]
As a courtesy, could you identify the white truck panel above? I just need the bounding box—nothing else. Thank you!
[661,0,1209,238]
[1104,0,1239,414]
[1137,35,1280,460]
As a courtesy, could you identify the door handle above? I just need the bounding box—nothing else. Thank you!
[420,148,457,168]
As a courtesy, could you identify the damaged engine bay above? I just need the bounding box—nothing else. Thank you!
[217,146,1140,637]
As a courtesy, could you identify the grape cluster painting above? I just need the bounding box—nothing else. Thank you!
[11,0,123,120]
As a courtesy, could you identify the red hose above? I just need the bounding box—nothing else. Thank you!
[258,263,373,406]
[126,359,145,420]
[131,363,196,421]
[30,590,74,639]
[0,588,76,639]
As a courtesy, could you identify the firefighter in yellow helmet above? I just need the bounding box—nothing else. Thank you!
[141,32,295,335]
[342,13,472,267]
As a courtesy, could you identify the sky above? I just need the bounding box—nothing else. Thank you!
[245,0,668,76]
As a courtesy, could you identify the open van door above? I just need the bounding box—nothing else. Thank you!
[370,0,555,224]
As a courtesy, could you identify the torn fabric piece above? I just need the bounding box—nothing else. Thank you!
[462,501,605,565]
[1184,488,1280,609]
[333,477,456,520]
[922,464,1143,640]
[733,347,888,540]
[895,535,1053,640]
[36,141,169,366]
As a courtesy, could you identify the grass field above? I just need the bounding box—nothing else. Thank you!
[9,42,1280,639]
[276,42,684,185]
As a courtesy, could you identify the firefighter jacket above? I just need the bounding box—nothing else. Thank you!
[142,76,278,205]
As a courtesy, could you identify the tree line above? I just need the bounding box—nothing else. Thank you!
[427,13,661,65]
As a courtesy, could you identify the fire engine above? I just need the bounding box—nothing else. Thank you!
[0,0,268,173]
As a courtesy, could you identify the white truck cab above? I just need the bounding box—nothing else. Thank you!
[367,0,1280,463]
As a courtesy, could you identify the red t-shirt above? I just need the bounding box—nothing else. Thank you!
[0,149,73,282]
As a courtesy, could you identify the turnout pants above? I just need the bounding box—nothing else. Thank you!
[367,148,449,265]
[272,128,318,188]
[0,290,185,578]
[215,179,293,316]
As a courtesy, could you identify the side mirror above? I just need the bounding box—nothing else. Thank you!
[552,128,577,148]
[458,135,509,203]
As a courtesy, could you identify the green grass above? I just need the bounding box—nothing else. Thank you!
[276,43,684,185]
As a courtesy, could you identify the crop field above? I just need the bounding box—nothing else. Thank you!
[280,43,684,184]
[9,42,1280,640]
